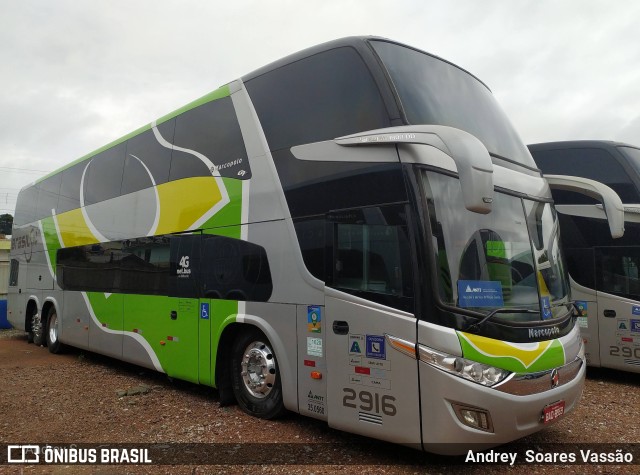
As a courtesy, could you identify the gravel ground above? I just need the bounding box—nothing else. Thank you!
[0,327,639,475]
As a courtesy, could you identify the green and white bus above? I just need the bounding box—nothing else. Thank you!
[530,141,640,373]
[7,37,620,453]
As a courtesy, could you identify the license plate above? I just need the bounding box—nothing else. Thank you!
[542,400,565,424]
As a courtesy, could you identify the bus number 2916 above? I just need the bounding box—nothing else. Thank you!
[342,388,397,416]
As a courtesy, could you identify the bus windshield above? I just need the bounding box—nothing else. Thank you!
[371,40,535,168]
[423,171,570,323]
[618,146,640,178]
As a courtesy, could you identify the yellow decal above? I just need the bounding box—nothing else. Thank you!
[56,208,99,247]
[459,332,553,369]
[155,177,223,234]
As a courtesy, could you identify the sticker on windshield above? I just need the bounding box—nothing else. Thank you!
[458,280,504,308]
[541,296,552,320]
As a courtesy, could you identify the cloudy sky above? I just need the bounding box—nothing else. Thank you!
[1,0,639,216]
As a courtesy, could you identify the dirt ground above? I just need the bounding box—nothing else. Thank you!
[0,328,639,475]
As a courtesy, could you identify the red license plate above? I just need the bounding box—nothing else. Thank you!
[543,400,565,424]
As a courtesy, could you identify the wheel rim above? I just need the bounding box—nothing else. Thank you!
[31,312,42,341]
[240,340,277,398]
[49,313,58,344]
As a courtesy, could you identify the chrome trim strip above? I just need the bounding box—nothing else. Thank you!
[493,357,584,396]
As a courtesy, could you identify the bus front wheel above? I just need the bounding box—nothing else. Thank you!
[231,328,285,420]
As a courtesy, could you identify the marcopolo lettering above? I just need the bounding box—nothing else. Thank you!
[528,326,560,339]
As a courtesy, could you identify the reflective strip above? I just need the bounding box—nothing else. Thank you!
[385,334,416,359]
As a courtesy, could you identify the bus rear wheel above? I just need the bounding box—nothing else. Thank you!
[231,328,285,419]
[46,307,64,354]
[29,308,44,346]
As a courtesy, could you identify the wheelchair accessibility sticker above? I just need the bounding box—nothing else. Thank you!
[200,302,210,320]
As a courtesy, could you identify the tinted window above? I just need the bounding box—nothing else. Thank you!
[372,41,534,168]
[120,236,171,295]
[36,175,61,220]
[200,234,272,302]
[57,233,272,301]
[9,259,19,286]
[57,238,170,295]
[556,214,640,291]
[170,97,249,181]
[245,47,390,151]
[14,186,38,226]
[83,143,127,205]
[293,217,326,281]
[619,146,640,176]
[272,149,406,218]
[597,247,640,300]
[58,163,84,213]
[328,205,413,312]
[57,242,121,292]
[531,147,640,203]
[122,121,175,195]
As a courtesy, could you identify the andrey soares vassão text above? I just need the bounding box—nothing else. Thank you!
[465,449,634,466]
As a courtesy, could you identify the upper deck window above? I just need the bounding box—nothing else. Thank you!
[371,41,534,168]
[245,46,390,151]
[531,147,640,203]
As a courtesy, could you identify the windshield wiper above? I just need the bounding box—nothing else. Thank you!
[464,307,539,332]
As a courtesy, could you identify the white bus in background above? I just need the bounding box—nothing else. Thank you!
[530,141,640,372]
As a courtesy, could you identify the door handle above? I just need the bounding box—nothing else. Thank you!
[603,309,616,318]
[170,311,178,320]
[333,320,349,335]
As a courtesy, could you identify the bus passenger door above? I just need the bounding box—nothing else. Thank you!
[324,206,421,447]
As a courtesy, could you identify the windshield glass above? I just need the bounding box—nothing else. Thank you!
[371,40,535,168]
[618,146,640,177]
[423,171,570,323]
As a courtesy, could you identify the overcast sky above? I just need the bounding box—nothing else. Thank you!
[1,0,639,216]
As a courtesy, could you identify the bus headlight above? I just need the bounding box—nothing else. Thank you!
[418,345,511,387]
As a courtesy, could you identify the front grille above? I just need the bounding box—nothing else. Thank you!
[493,357,583,395]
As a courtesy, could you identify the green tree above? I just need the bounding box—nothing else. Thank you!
[0,213,13,235]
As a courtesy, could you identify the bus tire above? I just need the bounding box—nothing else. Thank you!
[30,308,44,347]
[46,307,64,354]
[231,328,285,420]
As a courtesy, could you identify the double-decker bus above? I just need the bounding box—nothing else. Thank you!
[7,37,621,453]
[530,141,640,373]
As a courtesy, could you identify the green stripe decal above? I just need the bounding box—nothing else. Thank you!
[458,331,565,373]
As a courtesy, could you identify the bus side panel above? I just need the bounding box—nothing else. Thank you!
[296,303,327,421]
[86,292,123,360]
[570,279,601,367]
[596,291,640,372]
[58,291,90,350]
[122,295,199,382]
[25,251,54,291]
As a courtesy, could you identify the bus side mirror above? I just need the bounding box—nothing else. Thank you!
[291,125,492,214]
[334,126,494,214]
[545,175,625,238]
